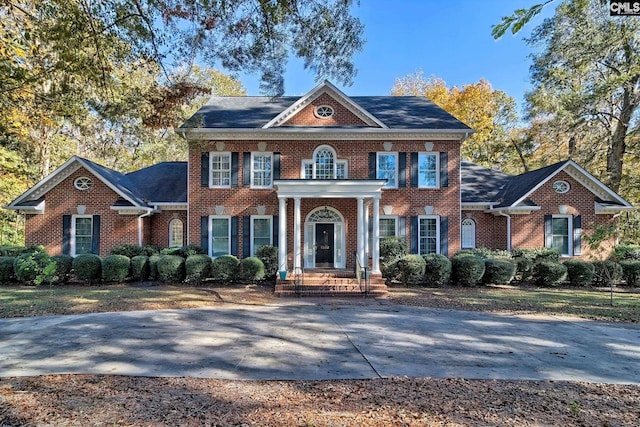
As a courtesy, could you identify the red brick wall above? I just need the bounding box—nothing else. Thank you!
[149,211,188,248]
[281,93,368,127]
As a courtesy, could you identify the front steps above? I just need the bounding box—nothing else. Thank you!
[274,269,387,297]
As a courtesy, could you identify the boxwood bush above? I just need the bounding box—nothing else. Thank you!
[157,255,186,283]
[511,248,561,263]
[396,254,426,285]
[255,245,278,280]
[50,254,73,284]
[422,253,451,287]
[185,254,212,284]
[458,247,511,260]
[619,260,640,287]
[532,261,567,287]
[110,244,159,258]
[483,258,517,285]
[592,260,623,286]
[160,245,206,258]
[13,252,54,285]
[0,245,47,257]
[238,257,265,282]
[613,244,640,261]
[130,255,150,281]
[380,237,407,279]
[563,260,594,287]
[513,256,534,283]
[0,256,16,283]
[211,255,239,282]
[148,254,162,280]
[451,253,485,287]
[102,254,131,283]
[72,254,102,284]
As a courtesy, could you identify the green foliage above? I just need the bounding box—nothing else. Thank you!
[563,260,594,287]
[422,254,451,287]
[620,260,640,287]
[148,255,162,280]
[492,2,550,39]
[380,237,408,279]
[72,254,102,284]
[533,261,567,287]
[451,254,485,287]
[50,254,73,284]
[185,254,212,284]
[160,245,206,258]
[110,245,159,258]
[238,257,265,282]
[511,248,561,263]
[513,256,534,283]
[396,254,426,285]
[0,256,16,283]
[211,255,239,283]
[101,255,131,283]
[156,255,186,283]
[612,244,640,261]
[457,248,511,260]
[13,252,55,285]
[255,245,278,280]
[0,245,47,257]
[130,256,150,281]
[592,261,623,287]
[483,258,517,285]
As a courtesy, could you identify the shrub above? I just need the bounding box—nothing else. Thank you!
[396,254,426,285]
[0,256,16,283]
[185,254,212,284]
[513,256,534,283]
[130,256,150,281]
[157,255,186,283]
[511,248,560,263]
[13,252,55,285]
[380,237,407,279]
[148,255,162,280]
[451,254,485,287]
[422,254,451,287]
[564,260,595,287]
[0,245,47,257]
[255,245,278,280]
[110,244,159,258]
[592,261,623,287]
[238,257,265,282]
[620,260,640,287]
[613,244,640,261]
[483,258,517,285]
[160,245,206,258]
[50,254,73,284]
[72,254,102,284]
[211,255,239,282]
[458,247,511,260]
[532,261,567,287]
[102,254,131,283]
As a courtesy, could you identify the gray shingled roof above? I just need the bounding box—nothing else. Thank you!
[126,162,187,203]
[494,161,569,207]
[460,161,510,203]
[181,95,472,130]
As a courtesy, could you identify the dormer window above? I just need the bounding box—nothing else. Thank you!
[314,105,334,118]
[302,145,347,179]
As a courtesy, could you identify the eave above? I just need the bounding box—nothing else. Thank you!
[274,179,386,199]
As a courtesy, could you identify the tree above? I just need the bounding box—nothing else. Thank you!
[492,0,556,39]
[391,72,525,172]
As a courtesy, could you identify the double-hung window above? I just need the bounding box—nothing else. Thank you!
[72,215,93,256]
[379,216,398,238]
[210,153,231,187]
[251,216,272,255]
[550,215,572,256]
[418,153,439,188]
[252,153,272,188]
[210,216,231,258]
[377,153,398,188]
[418,216,439,254]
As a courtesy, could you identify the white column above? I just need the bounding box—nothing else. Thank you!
[293,197,302,274]
[357,197,365,268]
[278,197,287,272]
[372,197,380,274]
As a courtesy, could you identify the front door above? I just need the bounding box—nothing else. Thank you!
[315,223,334,268]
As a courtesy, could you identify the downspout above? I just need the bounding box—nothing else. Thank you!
[497,211,511,251]
[137,207,154,246]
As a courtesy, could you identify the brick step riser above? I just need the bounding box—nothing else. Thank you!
[276,283,387,291]
[275,291,387,297]
[278,280,385,286]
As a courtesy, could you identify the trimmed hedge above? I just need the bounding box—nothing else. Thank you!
[380,237,408,280]
[513,256,534,283]
[185,254,212,284]
[160,245,206,258]
[619,260,640,287]
[458,248,511,260]
[0,256,16,283]
[102,254,131,283]
[157,255,186,283]
[211,255,239,282]
[50,254,73,284]
[255,245,278,280]
[149,255,162,280]
[422,253,451,287]
[397,254,426,285]
[511,248,561,263]
[564,260,594,287]
[592,261,623,286]
[613,244,640,261]
[532,261,567,287]
[0,245,47,257]
[483,258,516,285]
[238,257,265,282]
[13,252,54,285]
[451,254,485,287]
[130,255,150,281]
[110,244,159,258]
[72,254,102,284]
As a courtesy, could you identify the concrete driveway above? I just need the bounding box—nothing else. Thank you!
[1,301,639,384]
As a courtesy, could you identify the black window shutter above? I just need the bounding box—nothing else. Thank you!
[91,215,101,255]
[544,215,553,248]
[243,152,251,186]
[440,216,448,257]
[573,215,582,256]
[201,152,209,187]
[272,215,279,246]
[399,153,407,187]
[200,216,209,254]
[410,153,418,187]
[231,152,239,187]
[440,152,448,188]
[273,153,281,180]
[398,216,407,238]
[369,152,376,179]
[62,215,71,255]
[410,216,418,254]
[230,216,239,256]
[243,216,251,258]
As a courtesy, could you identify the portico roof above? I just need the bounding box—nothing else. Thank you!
[273,180,386,199]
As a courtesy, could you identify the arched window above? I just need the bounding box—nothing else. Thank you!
[461,218,476,249]
[315,147,335,180]
[302,145,347,179]
[169,219,184,248]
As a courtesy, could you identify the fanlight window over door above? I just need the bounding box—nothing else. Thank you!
[302,145,347,179]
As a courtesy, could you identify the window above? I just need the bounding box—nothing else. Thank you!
[251,216,272,255]
[72,215,93,256]
[461,218,476,249]
[379,217,397,238]
[210,153,231,187]
[553,180,570,194]
[302,146,348,179]
[418,153,439,188]
[210,216,231,258]
[169,219,184,247]
[418,216,439,254]
[315,147,334,180]
[74,177,93,190]
[252,153,272,188]
[315,105,334,118]
[550,215,572,256]
[377,153,398,188]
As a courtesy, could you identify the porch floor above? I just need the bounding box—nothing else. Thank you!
[274,269,387,297]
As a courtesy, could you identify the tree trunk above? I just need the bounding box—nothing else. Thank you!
[606,82,638,193]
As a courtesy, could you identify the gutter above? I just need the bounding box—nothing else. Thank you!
[489,208,512,251]
[137,207,154,246]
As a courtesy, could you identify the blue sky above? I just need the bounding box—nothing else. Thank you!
[239,0,556,114]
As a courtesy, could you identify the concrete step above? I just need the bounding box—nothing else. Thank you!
[274,270,387,297]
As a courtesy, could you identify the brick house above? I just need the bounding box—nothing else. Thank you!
[6,81,634,278]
